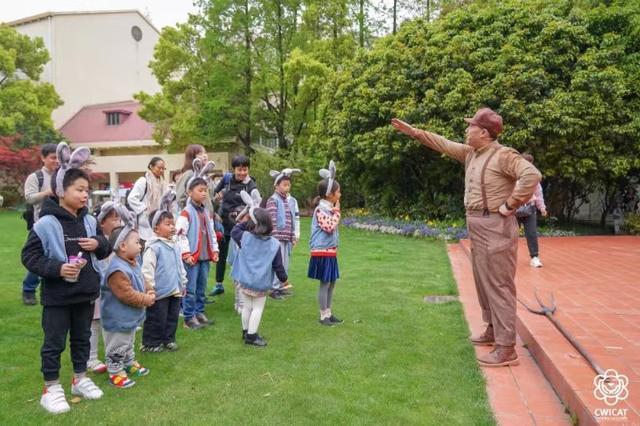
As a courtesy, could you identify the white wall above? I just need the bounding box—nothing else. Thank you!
[13,12,161,127]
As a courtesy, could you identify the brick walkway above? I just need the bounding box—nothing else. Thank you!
[449,236,640,425]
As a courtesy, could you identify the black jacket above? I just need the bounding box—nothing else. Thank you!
[21,197,111,306]
[213,175,258,233]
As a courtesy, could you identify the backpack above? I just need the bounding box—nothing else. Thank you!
[22,170,44,231]
[223,172,232,192]
[124,178,148,211]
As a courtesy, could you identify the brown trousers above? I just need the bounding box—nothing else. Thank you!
[467,212,518,346]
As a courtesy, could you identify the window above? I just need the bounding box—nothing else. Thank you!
[106,112,120,126]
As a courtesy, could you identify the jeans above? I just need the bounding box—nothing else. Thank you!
[184,261,210,320]
[272,241,292,289]
[517,211,539,257]
[23,270,40,293]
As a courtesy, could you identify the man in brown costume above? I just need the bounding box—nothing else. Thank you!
[391,108,541,367]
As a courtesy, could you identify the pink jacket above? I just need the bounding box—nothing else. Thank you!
[528,183,546,212]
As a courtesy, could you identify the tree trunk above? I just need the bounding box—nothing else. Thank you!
[359,0,365,48]
[276,0,287,149]
[243,0,253,151]
[393,0,397,34]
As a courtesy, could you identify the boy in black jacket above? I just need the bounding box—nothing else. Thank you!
[22,144,111,415]
[210,155,257,296]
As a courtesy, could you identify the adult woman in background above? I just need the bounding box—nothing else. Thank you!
[126,156,168,243]
[516,153,547,268]
[176,144,214,212]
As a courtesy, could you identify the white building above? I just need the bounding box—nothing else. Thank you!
[7,10,161,127]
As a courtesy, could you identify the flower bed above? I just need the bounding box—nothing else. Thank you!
[342,215,577,241]
[342,216,468,241]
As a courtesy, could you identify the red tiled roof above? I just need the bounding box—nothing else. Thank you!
[59,100,154,143]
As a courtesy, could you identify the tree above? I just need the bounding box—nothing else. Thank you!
[0,25,62,145]
[312,0,640,220]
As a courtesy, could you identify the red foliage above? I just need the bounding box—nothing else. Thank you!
[0,136,41,183]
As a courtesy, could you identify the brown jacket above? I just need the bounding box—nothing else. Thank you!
[107,257,155,308]
[414,130,541,212]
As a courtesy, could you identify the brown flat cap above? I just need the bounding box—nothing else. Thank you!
[464,108,503,139]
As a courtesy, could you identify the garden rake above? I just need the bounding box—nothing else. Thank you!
[517,290,605,376]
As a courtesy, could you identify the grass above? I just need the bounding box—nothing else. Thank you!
[0,210,493,425]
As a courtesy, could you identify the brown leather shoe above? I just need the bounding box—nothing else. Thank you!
[477,345,519,367]
[469,325,495,346]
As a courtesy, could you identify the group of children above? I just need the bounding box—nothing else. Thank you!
[21,142,343,415]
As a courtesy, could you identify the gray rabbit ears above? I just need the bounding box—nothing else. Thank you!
[54,142,92,198]
[151,190,177,228]
[238,189,262,224]
[187,158,216,189]
[318,160,337,196]
[96,190,123,223]
[112,203,137,249]
[269,168,302,185]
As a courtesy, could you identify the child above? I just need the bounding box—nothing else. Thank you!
[101,216,154,389]
[266,168,301,299]
[141,192,188,351]
[308,161,343,326]
[21,142,110,414]
[85,199,124,374]
[231,190,288,346]
[177,159,220,330]
[211,154,258,296]
[228,202,254,315]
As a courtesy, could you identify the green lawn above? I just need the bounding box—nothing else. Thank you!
[0,210,493,425]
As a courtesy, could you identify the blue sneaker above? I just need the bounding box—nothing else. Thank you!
[209,284,225,296]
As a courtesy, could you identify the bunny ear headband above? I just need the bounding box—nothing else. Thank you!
[269,168,302,186]
[112,204,138,250]
[318,160,337,196]
[239,189,262,224]
[186,158,216,190]
[55,142,91,198]
[96,190,122,223]
[151,189,177,228]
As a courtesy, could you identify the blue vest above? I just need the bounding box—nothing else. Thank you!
[309,205,339,250]
[228,239,239,267]
[101,256,146,332]
[33,214,99,273]
[145,239,183,299]
[184,202,217,259]
[271,193,298,231]
[231,232,280,292]
[94,253,114,285]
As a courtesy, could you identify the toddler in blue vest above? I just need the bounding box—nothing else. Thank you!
[86,198,125,375]
[141,194,188,352]
[231,190,289,347]
[102,223,155,389]
[265,168,300,299]
[308,161,343,326]
[21,143,111,414]
[176,159,219,330]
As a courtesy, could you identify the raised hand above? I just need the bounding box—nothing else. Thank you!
[391,118,417,138]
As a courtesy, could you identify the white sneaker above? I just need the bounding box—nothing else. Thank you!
[71,377,104,400]
[40,384,70,414]
[87,359,107,374]
[530,256,543,268]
